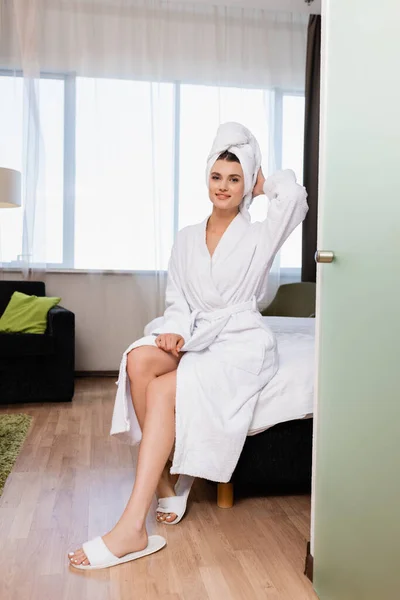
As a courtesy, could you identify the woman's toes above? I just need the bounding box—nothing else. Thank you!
[69,549,85,564]
[165,513,177,523]
[157,512,176,523]
[76,554,88,565]
[156,511,177,523]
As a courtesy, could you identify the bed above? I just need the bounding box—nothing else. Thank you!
[217,315,315,507]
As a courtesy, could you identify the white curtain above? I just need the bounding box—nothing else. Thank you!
[0,0,307,367]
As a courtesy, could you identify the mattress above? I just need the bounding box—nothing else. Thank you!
[248,317,315,435]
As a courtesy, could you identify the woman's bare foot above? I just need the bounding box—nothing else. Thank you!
[156,463,179,523]
[68,523,148,567]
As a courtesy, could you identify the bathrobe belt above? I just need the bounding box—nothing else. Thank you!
[188,297,258,336]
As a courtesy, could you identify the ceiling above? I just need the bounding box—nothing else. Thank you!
[167,0,322,14]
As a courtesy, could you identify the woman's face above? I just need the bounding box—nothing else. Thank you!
[208,159,245,212]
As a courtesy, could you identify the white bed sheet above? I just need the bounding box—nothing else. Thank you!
[248,317,315,435]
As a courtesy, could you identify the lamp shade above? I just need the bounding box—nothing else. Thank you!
[0,168,21,208]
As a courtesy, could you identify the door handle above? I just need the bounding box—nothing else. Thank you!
[315,250,335,264]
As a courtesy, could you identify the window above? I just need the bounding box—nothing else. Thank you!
[179,84,272,230]
[280,93,305,271]
[179,87,305,276]
[0,74,305,272]
[74,78,174,271]
[0,74,65,265]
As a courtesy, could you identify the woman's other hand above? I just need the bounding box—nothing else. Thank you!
[155,334,185,358]
[252,168,266,198]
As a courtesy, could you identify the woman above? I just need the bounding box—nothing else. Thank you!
[68,122,308,569]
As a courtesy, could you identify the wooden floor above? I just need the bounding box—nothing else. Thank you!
[0,378,317,600]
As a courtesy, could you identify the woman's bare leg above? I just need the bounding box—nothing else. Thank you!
[127,346,178,426]
[127,346,180,522]
[69,371,177,566]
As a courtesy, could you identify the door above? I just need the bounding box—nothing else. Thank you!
[312,1,400,598]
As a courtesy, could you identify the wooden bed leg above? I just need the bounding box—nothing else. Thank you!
[217,482,234,508]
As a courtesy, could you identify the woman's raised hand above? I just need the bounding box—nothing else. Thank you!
[252,168,266,198]
[155,334,185,358]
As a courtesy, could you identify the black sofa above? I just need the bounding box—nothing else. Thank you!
[0,281,75,404]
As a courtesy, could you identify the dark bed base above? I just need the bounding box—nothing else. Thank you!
[217,418,314,507]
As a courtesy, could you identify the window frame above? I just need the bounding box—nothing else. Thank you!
[0,69,71,270]
[278,88,305,281]
[0,72,303,279]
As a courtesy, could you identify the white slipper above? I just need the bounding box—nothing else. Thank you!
[157,475,194,525]
[69,535,166,570]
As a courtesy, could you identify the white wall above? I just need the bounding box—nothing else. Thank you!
[5,271,166,371]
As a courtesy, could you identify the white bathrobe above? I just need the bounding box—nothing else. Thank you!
[111,169,308,483]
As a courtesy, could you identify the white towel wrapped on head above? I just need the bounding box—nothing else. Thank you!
[205,121,262,220]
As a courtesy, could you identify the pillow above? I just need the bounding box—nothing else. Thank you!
[0,291,61,334]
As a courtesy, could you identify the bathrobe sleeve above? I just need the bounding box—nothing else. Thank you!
[260,169,309,256]
[149,234,192,343]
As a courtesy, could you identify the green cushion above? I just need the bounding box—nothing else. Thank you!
[262,282,316,318]
[0,291,61,334]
